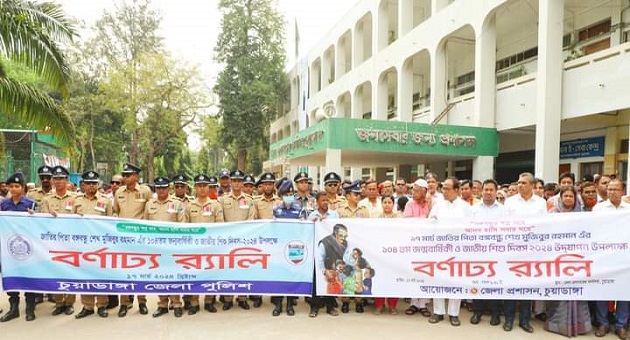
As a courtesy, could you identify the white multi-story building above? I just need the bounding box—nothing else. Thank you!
[266,0,630,186]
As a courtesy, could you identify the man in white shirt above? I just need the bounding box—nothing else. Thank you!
[592,178,630,339]
[358,179,382,218]
[503,172,546,333]
[428,177,472,327]
[470,179,506,327]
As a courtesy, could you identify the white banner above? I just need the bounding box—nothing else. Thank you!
[315,211,630,300]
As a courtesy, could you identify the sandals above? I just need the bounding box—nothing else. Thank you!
[419,308,431,317]
[405,305,419,315]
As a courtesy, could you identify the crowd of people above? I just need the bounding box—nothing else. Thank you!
[1,164,629,338]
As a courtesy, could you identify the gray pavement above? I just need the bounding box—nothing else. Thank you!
[0,294,613,339]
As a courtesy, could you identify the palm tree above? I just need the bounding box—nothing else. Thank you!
[0,0,77,145]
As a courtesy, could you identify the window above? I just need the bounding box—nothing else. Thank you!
[580,162,603,180]
[496,47,538,71]
[621,139,629,154]
[578,18,611,42]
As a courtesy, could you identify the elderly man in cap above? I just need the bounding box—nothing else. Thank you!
[27,165,55,212]
[113,163,153,317]
[72,171,113,319]
[0,172,37,322]
[336,181,369,313]
[218,169,231,196]
[323,172,346,211]
[219,169,255,310]
[183,174,224,314]
[41,165,78,316]
[144,176,186,318]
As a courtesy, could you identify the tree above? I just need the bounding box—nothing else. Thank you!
[90,0,163,165]
[0,0,77,145]
[214,0,288,171]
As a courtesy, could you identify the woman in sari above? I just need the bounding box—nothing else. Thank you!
[545,186,591,337]
[374,195,400,315]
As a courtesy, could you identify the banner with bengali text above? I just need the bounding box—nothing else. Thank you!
[315,211,630,300]
[0,212,314,295]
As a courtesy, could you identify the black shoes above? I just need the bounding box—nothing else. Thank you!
[519,322,534,333]
[253,298,263,308]
[153,307,168,317]
[341,302,349,313]
[470,313,482,324]
[429,314,444,323]
[64,306,74,315]
[118,305,128,317]
[0,306,19,322]
[355,304,364,313]
[25,310,36,321]
[75,308,94,319]
[106,295,119,309]
[490,315,501,326]
[237,301,250,310]
[139,303,148,315]
[286,305,295,316]
[222,301,233,311]
[449,316,461,326]
[97,307,108,318]
[188,305,199,315]
[503,320,514,331]
[204,303,217,313]
[173,307,183,317]
[272,305,282,317]
[52,306,66,316]
[535,312,547,322]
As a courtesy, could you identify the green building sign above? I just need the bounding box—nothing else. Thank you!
[269,118,498,160]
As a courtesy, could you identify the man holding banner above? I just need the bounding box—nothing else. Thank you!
[0,173,36,322]
[427,177,472,327]
[503,172,547,333]
[72,171,113,319]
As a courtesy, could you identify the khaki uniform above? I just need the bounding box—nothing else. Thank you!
[336,205,370,218]
[173,194,194,205]
[73,193,113,310]
[219,192,254,303]
[26,187,52,212]
[144,197,185,309]
[41,191,77,308]
[336,204,369,305]
[184,198,223,307]
[328,195,347,211]
[254,195,282,219]
[113,184,152,307]
[113,184,152,219]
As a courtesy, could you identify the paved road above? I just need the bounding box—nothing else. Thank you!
[0,294,611,339]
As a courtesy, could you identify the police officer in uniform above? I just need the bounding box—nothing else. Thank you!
[41,165,77,316]
[27,165,54,212]
[242,174,256,196]
[270,178,306,316]
[145,176,186,318]
[293,172,315,215]
[0,173,37,322]
[217,169,231,196]
[323,172,347,211]
[113,163,153,317]
[184,174,224,315]
[73,171,113,319]
[336,180,370,313]
[172,174,193,204]
[219,169,255,310]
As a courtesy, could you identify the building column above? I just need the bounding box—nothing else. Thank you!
[351,87,362,119]
[472,14,497,180]
[603,126,618,176]
[534,0,564,182]
[325,149,342,178]
[430,42,448,123]
[353,25,361,68]
[399,0,413,37]
[431,0,451,15]
[373,73,388,120]
[398,61,413,122]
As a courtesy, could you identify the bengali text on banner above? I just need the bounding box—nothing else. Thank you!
[315,211,630,300]
[0,212,314,295]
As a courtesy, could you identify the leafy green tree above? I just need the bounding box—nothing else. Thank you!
[214,0,288,171]
[0,0,77,145]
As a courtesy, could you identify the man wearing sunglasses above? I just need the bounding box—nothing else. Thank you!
[323,172,346,211]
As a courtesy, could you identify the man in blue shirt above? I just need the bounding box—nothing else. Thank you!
[0,172,36,322]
